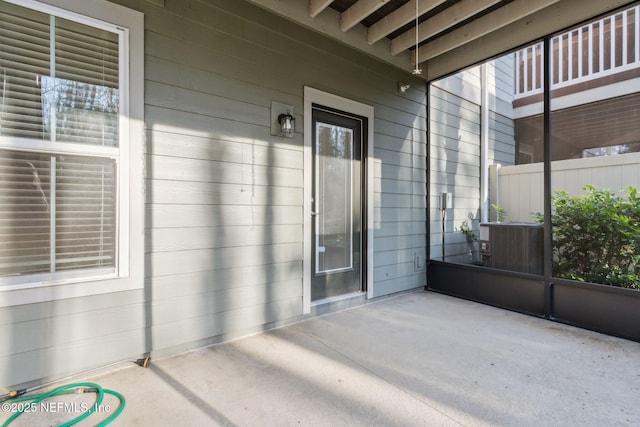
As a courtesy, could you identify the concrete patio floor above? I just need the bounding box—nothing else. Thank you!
[4,291,640,426]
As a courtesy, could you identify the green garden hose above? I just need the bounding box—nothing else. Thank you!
[1,382,125,427]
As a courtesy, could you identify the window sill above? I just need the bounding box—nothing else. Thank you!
[0,274,142,307]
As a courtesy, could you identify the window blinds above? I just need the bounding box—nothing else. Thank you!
[0,2,49,139]
[0,1,120,279]
[0,150,116,276]
[0,1,119,146]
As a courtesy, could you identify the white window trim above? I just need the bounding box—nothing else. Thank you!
[0,0,144,307]
[303,87,375,314]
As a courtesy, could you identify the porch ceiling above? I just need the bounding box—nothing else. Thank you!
[246,0,633,80]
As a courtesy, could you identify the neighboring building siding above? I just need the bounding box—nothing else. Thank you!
[490,56,515,118]
[429,85,481,263]
[429,57,516,262]
[490,111,516,167]
[1,0,426,390]
[488,57,517,167]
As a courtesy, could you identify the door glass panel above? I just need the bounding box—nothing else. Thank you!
[315,122,353,274]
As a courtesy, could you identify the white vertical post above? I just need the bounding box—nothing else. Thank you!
[633,5,640,63]
[610,16,615,70]
[524,47,529,93]
[558,34,564,84]
[622,10,628,65]
[568,31,573,81]
[550,37,555,86]
[577,27,583,78]
[480,64,490,223]
[515,50,520,96]
[532,44,538,91]
[599,20,604,72]
[588,22,593,74]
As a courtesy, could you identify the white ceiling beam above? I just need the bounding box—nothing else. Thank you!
[309,0,334,18]
[424,0,632,81]
[245,0,413,71]
[414,0,561,64]
[367,0,447,45]
[340,0,391,32]
[391,0,501,55]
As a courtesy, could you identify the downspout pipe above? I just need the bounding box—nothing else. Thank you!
[480,64,490,223]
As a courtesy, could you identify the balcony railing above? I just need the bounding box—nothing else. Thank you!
[514,4,640,99]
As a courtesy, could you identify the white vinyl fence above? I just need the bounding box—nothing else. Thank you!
[494,152,640,222]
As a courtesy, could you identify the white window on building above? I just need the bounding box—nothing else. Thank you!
[0,0,143,305]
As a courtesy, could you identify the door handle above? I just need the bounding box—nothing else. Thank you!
[311,211,320,216]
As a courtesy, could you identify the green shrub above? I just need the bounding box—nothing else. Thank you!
[542,185,640,289]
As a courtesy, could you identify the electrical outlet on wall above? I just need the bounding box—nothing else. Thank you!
[414,253,424,271]
[441,192,452,210]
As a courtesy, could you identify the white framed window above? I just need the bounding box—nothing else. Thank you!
[0,0,144,306]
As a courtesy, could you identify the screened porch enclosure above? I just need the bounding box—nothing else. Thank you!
[1,0,639,399]
[428,2,640,341]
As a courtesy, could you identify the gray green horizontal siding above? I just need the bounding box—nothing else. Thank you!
[140,0,308,354]
[1,0,427,390]
[0,289,146,387]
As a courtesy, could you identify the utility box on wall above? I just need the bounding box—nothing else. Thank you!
[479,223,543,275]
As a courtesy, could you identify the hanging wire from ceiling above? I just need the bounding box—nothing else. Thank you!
[412,0,422,75]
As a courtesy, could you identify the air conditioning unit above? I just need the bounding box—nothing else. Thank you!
[479,223,543,275]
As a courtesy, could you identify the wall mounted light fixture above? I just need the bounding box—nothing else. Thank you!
[278,110,295,134]
[271,101,295,139]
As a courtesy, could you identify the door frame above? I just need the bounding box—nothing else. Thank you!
[303,87,374,314]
